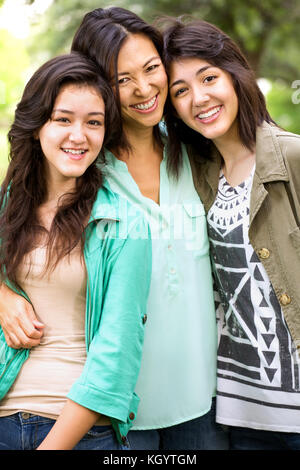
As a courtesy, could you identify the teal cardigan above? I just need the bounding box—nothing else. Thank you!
[0,181,152,444]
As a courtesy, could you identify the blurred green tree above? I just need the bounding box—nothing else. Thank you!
[28,0,300,84]
[0,29,29,124]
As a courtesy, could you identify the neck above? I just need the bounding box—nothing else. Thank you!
[213,127,256,186]
[45,175,76,208]
[116,123,161,161]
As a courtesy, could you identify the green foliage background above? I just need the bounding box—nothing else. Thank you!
[0,0,300,178]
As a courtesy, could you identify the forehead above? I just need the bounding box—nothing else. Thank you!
[169,57,214,79]
[117,33,160,69]
[54,83,104,107]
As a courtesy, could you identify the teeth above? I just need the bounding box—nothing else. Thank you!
[63,149,85,155]
[198,106,221,119]
[132,96,156,110]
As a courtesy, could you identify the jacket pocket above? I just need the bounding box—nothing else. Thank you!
[182,202,209,257]
[289,226,300,258]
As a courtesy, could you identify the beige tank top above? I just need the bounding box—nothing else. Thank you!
[0,245,110,424]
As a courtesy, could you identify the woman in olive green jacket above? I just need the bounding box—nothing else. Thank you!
[162,17,300,450]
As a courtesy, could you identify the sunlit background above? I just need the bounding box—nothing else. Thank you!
[0,0,300,180]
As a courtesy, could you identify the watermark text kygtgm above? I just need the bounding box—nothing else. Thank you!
[102,454,197,466]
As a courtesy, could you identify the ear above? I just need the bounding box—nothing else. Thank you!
[33,130,40,140]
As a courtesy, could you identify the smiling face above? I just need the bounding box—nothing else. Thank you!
[169,57,239,146]
[38,83,105,186]
[115,33,168,132]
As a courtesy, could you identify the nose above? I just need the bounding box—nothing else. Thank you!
[134,77,152,97]
[192,85,210,107]
[69,123,87,144]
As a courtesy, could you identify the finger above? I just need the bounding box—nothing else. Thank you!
[15,310,44,339]
[9,325,42,349]
[4,331,22,349]
[32,319,45,330]
[24,303,44,326]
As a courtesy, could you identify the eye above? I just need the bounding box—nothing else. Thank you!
[54,117,70,123]
[87,119,103,127]
[145,64,160,73]
[174,87,188,98]
[203,75,217,83]
[118,77,130,85]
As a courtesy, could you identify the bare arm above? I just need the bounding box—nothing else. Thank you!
[0,283,44,348]
[36,399,100,450]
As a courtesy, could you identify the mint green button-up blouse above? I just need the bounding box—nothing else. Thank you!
[103,142,217,430]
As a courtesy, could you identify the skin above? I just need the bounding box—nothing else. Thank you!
[113,33,168,203]
[169,57,255,187]
[39,84,105,192]
[37,84,105,229]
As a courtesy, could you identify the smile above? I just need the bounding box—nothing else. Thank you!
[196,105,222,120]
[62,148,86,155]
[131,95,157,111]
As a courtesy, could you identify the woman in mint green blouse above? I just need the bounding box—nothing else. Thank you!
[0,7,228,450]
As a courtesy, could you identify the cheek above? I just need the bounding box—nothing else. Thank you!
[118,87,131,109]
[94,129,105,151]
[159,71,168,94]
[171,99,188,121]
[39,126,63,148]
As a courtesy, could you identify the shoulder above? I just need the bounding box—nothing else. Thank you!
[261,122,300,165]
[276,129,300,168]
[92,182,149,241]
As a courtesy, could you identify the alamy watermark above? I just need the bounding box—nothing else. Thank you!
[292,80,300,104]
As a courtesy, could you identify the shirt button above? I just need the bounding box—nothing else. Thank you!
[142,314,147,324]
[22,413,30,420]
[279,293,291,306]
[258,248,270,259]
[129,412,135,420]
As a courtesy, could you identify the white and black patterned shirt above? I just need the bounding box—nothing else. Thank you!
[208,168,300,432]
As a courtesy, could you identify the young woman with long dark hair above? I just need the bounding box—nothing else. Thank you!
[162,17,300,450]
[0,52,151,450]
[0,7,228,450]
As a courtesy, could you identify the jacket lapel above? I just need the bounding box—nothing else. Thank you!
[250,123,289,224]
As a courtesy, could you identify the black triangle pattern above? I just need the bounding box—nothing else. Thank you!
[208,171,296,394]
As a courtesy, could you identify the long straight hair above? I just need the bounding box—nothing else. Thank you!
[72,7,165,156]
[161,17,275,176]
[0,53,121,284]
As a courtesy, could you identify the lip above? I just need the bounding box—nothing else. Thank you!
[195,105,223,124]
[61,148,88,160]
[130,94,158,114]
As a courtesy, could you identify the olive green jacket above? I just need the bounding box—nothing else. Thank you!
[188,121,300,349]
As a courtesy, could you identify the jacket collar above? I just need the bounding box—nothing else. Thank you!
[88,180,120,224]
[255,122,289,183]
[204,121,289,192]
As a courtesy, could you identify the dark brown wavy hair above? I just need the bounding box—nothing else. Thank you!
[160,17,276,176]
[71,6,164,155]
[0,52,121,284]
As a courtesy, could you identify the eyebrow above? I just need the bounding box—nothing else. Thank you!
[52,109,105,116]
[169,65,213,89]
[117,55,161,77]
